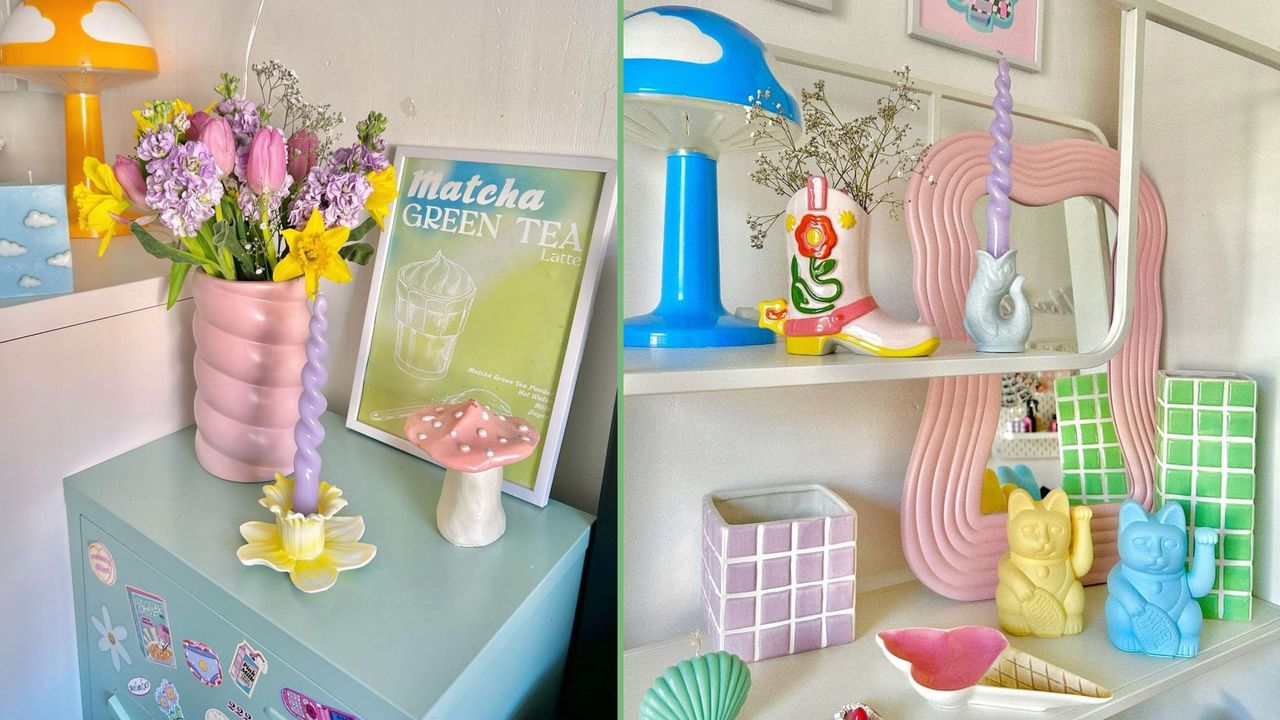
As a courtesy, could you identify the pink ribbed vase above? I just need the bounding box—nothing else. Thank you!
[191,271,311,482]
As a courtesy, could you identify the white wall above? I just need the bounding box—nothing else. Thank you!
[622,0,1122,647]
[0,2,615,717]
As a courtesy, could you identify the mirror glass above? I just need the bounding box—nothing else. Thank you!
[970,197,1120,511]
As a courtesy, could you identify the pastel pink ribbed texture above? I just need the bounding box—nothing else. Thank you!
[191,271,310,482]
[902,133,1167,600]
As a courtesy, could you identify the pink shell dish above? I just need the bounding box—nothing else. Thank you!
[902,135,1167,599]
[876,626,1111,711]
[191,272,310,482]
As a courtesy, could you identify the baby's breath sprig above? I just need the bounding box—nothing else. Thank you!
[252,60,345,154]
[745,68,932,249]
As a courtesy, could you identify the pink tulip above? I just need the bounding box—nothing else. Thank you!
[245,126,287,195]
[112,155,147,207]
[188,111,212,139]
[287,129,319,185]
[201,116,236,177]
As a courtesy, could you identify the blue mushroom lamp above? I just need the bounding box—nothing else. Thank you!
[623,6,800,348]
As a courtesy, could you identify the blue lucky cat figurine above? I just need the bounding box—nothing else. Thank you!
[1106,500,1218,658]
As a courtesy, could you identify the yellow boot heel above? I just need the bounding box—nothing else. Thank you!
[785,335,834,355]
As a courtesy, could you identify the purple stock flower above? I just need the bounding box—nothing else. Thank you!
[329,142,390,174]
[136,129,176,161]
[287,166,373,229]
[215,97,261,139]
[143,140,224,238]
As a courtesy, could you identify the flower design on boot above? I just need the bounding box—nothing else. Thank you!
[237,473,376,593]
[794,214,837,259]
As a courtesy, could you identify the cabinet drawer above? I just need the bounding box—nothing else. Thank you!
[80,517,361,720]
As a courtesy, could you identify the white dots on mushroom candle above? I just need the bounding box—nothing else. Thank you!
[482,412,490,421]
[449,430,457,437]
[433,421,443,428]
[422,415,434,422]
[486,450,494,458]
[499,437,508,444]
[521,435,530,442]
[459,444,471,453]
[417,433,427,441]
[454,410,464,419]
[519,424,529,432]
[477,428,488,437]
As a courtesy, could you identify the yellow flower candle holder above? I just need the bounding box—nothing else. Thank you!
[236,473,376,593]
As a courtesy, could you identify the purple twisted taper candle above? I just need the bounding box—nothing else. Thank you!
[986,56,1013,257]
[291,292,328,516]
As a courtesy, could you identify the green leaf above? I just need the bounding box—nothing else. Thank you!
[346,216,380,245]
[167,262,193,310]
[814,258,836,277]
[132,223,206,267]
[339,242,376,266]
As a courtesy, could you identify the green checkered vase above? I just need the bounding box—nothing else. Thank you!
[1154,371,1257,621]
[1054,373,1129,505]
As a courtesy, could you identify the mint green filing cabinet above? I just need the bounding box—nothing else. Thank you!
[66,413,593,720]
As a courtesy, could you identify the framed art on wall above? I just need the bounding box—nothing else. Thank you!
[348,146,616,507]
[907,0,1043,71]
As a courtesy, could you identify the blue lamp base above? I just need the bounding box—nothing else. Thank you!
[624,149,776,349]
[623,311,773,348]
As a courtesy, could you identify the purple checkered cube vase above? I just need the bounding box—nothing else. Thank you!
[702,484,857,662]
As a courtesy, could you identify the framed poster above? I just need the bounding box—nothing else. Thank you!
[908,0,1043,72]
[348,147,616,507]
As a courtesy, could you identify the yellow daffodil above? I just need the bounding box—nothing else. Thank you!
[365,166,397,229]
[236,473,376,594]
[73,157,131,256]
[273,208,353,298]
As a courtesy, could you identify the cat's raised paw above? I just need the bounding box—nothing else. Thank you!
[1194,527,1218,546]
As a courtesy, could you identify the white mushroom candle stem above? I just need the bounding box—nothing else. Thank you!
[405,399,540,547]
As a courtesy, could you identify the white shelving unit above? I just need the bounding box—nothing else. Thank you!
[623,3,1280,718]
[624,582,1280,719]
[625,341,1118,396]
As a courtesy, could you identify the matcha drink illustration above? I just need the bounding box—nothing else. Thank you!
[395,250,477,379]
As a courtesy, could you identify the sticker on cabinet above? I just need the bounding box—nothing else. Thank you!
[281,687,362,720]
[226,699,252,719]
[126,585,177,667]
[205,709,231,720]
[154,678,182,719]
[127,676,151,696]
[230,640,268,697]
[182,638,223,686]
[87,541,116,585]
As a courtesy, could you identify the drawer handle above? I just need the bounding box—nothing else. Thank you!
[106,694,136,720]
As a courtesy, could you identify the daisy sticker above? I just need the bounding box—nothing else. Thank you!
[91,605,132,671]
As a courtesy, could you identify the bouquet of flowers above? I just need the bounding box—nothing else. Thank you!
[75,61,395,304]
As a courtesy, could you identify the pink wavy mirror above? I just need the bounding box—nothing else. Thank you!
[902,133,1167,601]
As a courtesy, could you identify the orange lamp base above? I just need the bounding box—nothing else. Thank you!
[64,92,104,239]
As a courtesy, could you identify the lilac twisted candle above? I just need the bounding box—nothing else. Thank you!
[291,292,328,516]
[986,56,1013,257]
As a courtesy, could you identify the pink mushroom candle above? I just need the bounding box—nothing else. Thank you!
[405,399,540,547]
[291,293,329,516]
[986,56,1014,258]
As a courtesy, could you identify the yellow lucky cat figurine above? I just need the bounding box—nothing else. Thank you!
[997,488,1093,637]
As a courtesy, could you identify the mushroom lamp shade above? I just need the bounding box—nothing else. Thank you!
[0,1,158,238]
[623,6,799,348]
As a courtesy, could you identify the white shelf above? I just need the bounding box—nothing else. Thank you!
[623,581,1280,719]
[0,237,183,343]
[623,340,1118,396]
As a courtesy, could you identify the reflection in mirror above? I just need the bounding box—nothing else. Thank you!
[970,197,1120,513]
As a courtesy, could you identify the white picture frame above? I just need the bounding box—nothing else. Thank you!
[907,0,1044,72]
[347,146,616,507]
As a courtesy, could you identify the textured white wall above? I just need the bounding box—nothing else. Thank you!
[0,2,615,717]
[622,0,1121,647]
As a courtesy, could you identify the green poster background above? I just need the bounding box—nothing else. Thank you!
[357,156,604,491]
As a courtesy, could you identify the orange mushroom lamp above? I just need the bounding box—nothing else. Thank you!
[0,1,157,238]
